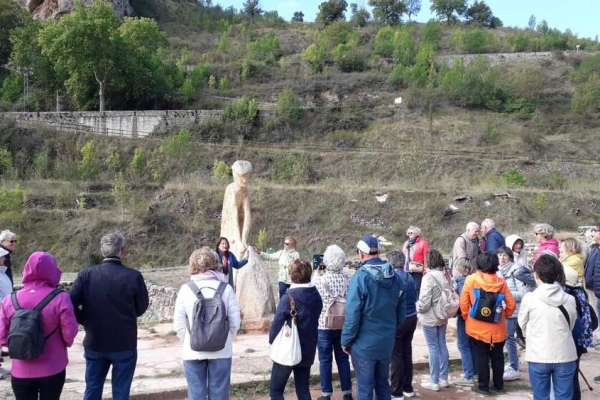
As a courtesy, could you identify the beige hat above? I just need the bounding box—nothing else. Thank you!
[564,266,580,288]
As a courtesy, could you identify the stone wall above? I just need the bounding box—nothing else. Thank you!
[436,51,556,67]
[139,282,179,324]
[4,110,223,137]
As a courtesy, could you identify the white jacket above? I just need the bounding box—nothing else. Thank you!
[173,276,241,360]
[417,270,448,327]
[518,283,577,363]
[261,249,300,284]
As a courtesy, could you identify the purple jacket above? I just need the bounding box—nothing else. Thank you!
[0,252,79,378]
[533,238,560,265]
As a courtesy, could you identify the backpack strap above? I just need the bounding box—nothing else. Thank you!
[34,289,64,312]
[558,304,570,327]
[187,281,205,301]
[10,291,20,311]
[216,282,227,297]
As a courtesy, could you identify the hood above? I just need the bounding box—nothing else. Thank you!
[534,282,570,307]
[287,285,322,308]
[505,234,523,253]
[360,259,395,287]
[21,252,62,287]
[473,270,506,292]
[560,253,583,264]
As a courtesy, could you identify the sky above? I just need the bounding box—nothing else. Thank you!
[216,0,600,40]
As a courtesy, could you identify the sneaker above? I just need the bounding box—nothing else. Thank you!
[439,379,450,388]
[421,381,440,392]
[0,367,10,378]
[317,396,331,400]
[342,394,353,400]
[490,387,506,394]
[472,387,490,396]
[391,397,404,400]
[594,376,600,383]
[454,377,475,386]
[402,391,415,398]
[503,366,520,381]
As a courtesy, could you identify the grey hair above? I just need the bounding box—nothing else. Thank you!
[466,222,479,232]
[534,223,555,239]
[101,233,126,257]
[481,219,495,229]
[0,230,16,242]
[386,250,406,270]
[406,226,422,237]
[232,160,252,175]
[323,244,346,273]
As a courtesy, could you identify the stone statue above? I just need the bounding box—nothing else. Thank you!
[220,160,275,330]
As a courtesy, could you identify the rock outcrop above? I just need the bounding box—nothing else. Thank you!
[15,0,133,20]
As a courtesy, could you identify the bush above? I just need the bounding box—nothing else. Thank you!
[212,159,232,180]
[374,26,395,58]
[182,63,212,101]
[461,28,498,54]
[321,21,358,48]
[332,44,367,72]
[501,170,526,187]
[392,29,416,66]
[0,185,26,213]
[0,148,14,177]
[572,54,600,85]
[422,21,442,48]
[277,88,302,126]
[247,33,281,62]
[128,148,147,178]
[572,73,600,114]
[223,97,259,124]
[78,140,100,180]
[301,44,327,74]
[276,154,312,184]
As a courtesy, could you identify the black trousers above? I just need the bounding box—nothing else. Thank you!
[411,272,423,300]
[11,369,66,400]
[472,338,505,391]
[390,314,418,397]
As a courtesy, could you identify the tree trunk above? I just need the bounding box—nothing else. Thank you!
[99,80,105,112]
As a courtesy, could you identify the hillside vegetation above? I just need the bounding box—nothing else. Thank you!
[0,0,599,273]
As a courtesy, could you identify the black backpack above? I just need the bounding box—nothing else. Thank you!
[8,288,63,360]
[185,281,230,352]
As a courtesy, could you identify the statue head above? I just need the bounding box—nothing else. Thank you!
[232,160,252,188]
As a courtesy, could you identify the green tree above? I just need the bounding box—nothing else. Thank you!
[247,33,281,62]
[243,0,262,23]
[405,0,422,20]
[465,1,501,28]
[0,0,28,81]
[39,1,122,111]
[369,0,407,25]
[430,0,467,24]
[112,172,132,221]
[317,0,348,25]
[422,21,442,48]
[332,44,367,72]
[154,129,196,176]
[0,185,26,213]
[572,73,600,114]
[349,3,371,27]
[292,11,304,22]
[128,148,147,178]
[460,28,498,53]
[528,14,536,30]
[181,63,212,102]
[79,140,101,180]
[0,148,14,177]
[301,44,327,73]
[393,28,417,66]
[277,88,303,126]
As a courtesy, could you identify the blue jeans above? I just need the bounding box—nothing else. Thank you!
[317,329,352,395]
[351,351,391,400]
[184,358,232,400]
[528,361,577,400]
[506,318,519,371]
[270,362,311,400]
[422,325,449,384]
[456,315,476,379]
[83,349,137,400]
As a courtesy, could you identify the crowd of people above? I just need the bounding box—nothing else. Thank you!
[0,219,599,400]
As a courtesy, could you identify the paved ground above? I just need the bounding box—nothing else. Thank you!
[0,318,598,399]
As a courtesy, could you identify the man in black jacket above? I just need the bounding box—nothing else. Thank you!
[70,233,149,400]
[0,229,17,285]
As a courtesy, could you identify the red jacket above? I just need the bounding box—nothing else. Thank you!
[403,237,429,272]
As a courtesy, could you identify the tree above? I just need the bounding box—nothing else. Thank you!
[465,1,501,28]
[277,88,303,126]
[0,0,28,81]
[349,3,371,27]
[404,0,422,20]
[292,11,304,22]
[528,14,536,30]
[369,0,407,25]
[317,0,348,25]
[430,0,467,24]
[243,0,262,23]
[301,44,327,73]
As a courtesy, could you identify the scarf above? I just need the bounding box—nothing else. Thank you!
[192,270,225,282]
[404,237,417,270]
[221,251,229,275]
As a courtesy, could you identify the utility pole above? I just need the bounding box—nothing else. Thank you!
[56,90,61,112]
[23,68,30,112]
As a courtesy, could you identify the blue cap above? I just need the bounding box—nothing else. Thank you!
[356,235,380,255]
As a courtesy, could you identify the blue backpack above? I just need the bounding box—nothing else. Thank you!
[468,288,505,323]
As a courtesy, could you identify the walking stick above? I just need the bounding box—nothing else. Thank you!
[579,368,593,391]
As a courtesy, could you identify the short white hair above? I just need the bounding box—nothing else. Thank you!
[232,160,252,175]
[481,219,495,229]
[101,233,126,258]
[323,244,346,273]
[466,222,479,232]
[0,230,16,242]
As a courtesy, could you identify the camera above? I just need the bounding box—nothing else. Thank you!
[312,254,326,270]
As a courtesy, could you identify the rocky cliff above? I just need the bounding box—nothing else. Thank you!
[15,0,133,19]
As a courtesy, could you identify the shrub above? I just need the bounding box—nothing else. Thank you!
[374,26,395,58]
[572,73,600,114]
[256,227,269,250]
[182,63,212,101]
[393,29,416,66]
[219,77,229,91]
[461,28,498,54]
[321,20,358,48]
[276,154,312,184]
[212,160,232,180]
[223,97,259,124]
[501,170,526,187]
[572,54,600,85]
[247,33,281,62]
[32,150,49,179]
[0,185,26,213]
[301,44,327,74]
[277,88,303,126]
[0,148,14,177]
[0,74,22,103]
[78,140,100,180]
[332,44,367,72]
[422,21,442,48]
[128,148,147,178]
[104,150,123,173]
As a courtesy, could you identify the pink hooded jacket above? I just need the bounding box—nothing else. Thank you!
[533,238,560,265]
[0,252,79,378]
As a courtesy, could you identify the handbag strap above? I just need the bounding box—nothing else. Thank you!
[288,294,298,324]
[558,304,570,327]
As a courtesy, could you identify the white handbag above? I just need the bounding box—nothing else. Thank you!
[269,294,302,366]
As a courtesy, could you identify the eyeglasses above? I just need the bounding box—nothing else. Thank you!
[8,240,16,244]
[407,232,414,235]
[284,242,291,246]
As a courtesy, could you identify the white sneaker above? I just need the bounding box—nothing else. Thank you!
[453,376,475,386]
[421,381,440,391]
[503,366,521,381]
[391,397,404,400]
[439,379,450,388]
[402,391,415,398]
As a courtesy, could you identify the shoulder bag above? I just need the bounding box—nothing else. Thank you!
[269,294,302,366]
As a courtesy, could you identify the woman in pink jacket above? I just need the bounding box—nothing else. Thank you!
[0,252,78,400]
[403,226,430,299]
[532,223,560,265]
